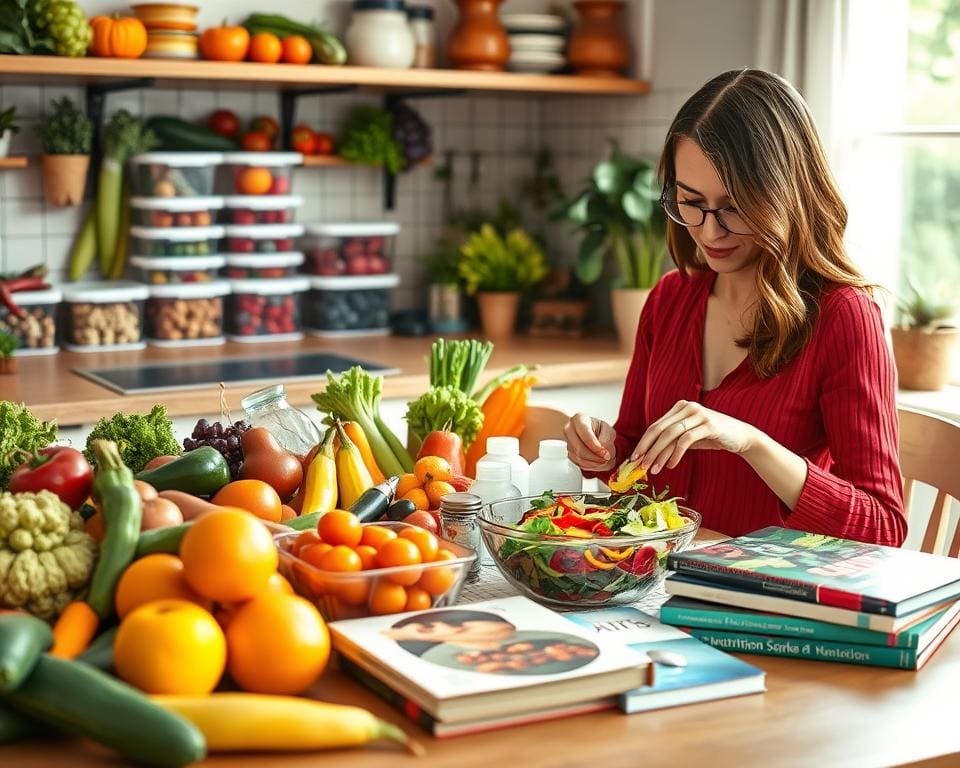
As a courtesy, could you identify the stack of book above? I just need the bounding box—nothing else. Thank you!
[661,526,960,670]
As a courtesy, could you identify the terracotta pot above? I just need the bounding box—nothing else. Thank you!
[567,0,631,78]
[0,357,16,375]
[447,0,509,72]
[477,291,520,340]
[891,326,960,391]
[41,154,90,207]
[611,287,650,352]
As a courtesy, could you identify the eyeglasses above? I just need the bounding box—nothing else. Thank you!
[660,192,753,236]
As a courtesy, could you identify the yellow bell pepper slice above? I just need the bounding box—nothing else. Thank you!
[598,546,635,562]
[584,550,618,570]
[608,458,647,492]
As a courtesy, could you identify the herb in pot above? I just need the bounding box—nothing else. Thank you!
[35,97,92,154]
[458,224,549,295]
[0,401,57,489]
[338,107,405,174]
[0,106,19,138]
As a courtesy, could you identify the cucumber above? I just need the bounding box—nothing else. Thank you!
[135,446,230,496]
[0,614,53,693]
[1,655,206,767]
[76,626,118,672]
[147,116,238,152]
[285,511,321,531]
[136,521,192,557]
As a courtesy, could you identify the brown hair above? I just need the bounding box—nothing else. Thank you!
[658,68,872,377]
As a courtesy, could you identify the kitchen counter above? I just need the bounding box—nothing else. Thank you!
[0,336,631,427]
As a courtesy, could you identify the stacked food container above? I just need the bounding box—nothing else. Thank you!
[0,288,61,355]
[61,282,150,352]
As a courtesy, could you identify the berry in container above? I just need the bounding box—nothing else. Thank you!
[222,195,303,225]
[223,252,304,279]
[223,223,304,255]
[131,195,223,227]
[219,152,302,196]
[130,225,224,257]
[129,152,224,197]
[227,276,309,342]
[131,255,226,284]
[0,288,60,355]
[146,281,230,347]
[305,274,399,337]
[61,282,149,352]
[304,221,399,276]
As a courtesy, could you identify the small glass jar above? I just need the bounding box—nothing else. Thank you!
[407,4,436,68]
[240,384,323,457]
[345,0,416,69]
[438,492,482,583]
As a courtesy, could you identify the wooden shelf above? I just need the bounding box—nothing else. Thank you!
[0,55,650,96]
[301,155,353,167]
[0,156,27,168]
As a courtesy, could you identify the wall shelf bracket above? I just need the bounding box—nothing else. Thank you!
[279,85,356,150]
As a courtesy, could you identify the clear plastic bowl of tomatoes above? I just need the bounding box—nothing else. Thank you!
[274,520,477,622]
[221,195,303,224]
[219,152,303,196]
[226,276,309,342]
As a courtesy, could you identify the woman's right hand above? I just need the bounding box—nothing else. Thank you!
[563,414,617,472]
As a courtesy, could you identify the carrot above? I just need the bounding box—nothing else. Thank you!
[342,421,386,484]
[49,601,100,659]
[465,376,537,476]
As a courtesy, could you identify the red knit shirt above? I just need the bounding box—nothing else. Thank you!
[605,269,906,546]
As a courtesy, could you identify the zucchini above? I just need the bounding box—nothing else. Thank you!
[285,511,321,531]
[136,521,192,557]
[147,117,238,152]
[0,703,43,744]
[0,614,53,693]
[1,655,206,767]
[135,447,230,496]
[76,626,118,672]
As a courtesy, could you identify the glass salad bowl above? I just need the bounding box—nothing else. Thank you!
[478,492,701,608]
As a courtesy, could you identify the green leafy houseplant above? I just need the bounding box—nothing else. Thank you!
[458,224,549,295]
[0,330,18,373]
[890,280,959,391]
[0,106,19,138]
[35,97,92,154]
[897,281,958,330]
[338,106,405,174]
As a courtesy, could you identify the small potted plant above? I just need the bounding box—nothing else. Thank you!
[458,223,549,339]
[35,97,93,206]
[890,281,959,391]
[0,106,20,157]
[0,330,18,375]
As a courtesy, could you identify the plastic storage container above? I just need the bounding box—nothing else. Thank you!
[131,255,225,284]
[146,281,229,346]
[304,221,399,276]
[222,195,303,224]
[223,252,304,279]
[131,196,223,227]
[475,436,530,496]
[219,152,303,196]
[223,224,304,254]
[61,282,149,352]
[305,274,399,337]
[528,439,584,496]
[129,152,224,197]
[0,288,60,355]
[130,225,224,257]
[227,276,309,342]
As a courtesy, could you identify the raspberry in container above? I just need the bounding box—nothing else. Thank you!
[129,152,224,197]
[61,282,150,352]
[131,255,226,284]
[130,225,224,257]
[227,276,309,342]
[221,195,303,225]
[223,224,304,255]
[303,221,399,276]
[146,281,230,347]
[0,288,61,355]
[222,252,304,280]
[131,196,223,227]
[219,152,303,196]
[305,274,399,337]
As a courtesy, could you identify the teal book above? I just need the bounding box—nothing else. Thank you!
[666,526,960,617]
[660,596,960,649]
[564,606,765,713]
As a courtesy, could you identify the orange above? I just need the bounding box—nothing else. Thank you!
[369,581,408,615]
[414,456,452,485]
[401,487,430,511]
[424,479,456,509]
[376,538,422,585]
[396,473,421,499]
[180,507,278,603]
[359,524,396,550]
[317,509,362,547]
[114,599,226,695]
[226,592,330,695]
[248,31,282,63]
[281,34,312,64]
[399,527,439,562]
[238,167,273,195]
[212,479,282,523]
[417,549,458,596]
[404,586,432,612]
[114,554,206,619]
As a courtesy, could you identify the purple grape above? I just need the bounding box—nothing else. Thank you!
[184,418,249,480]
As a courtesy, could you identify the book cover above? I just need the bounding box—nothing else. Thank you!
[666,526,960,616]
[329,596,652,723]
[564,606,765,713]
[660,596,960,649]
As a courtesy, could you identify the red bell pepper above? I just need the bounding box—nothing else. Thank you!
[552,513,613,537]
[8,446,94,510]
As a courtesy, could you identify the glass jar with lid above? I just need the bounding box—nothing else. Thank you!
[438,492,482,582]
[407,4,436,68]
[345,0,416,69]
[240,384,322,457]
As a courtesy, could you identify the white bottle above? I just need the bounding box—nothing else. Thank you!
[528,439,584,497]
[468,462,521,565]
[475,436,530,497]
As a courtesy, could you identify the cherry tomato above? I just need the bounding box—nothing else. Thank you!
[319,545,362,572]
[399,527,439,562]
[292,530,321,557]
[354,544,378,570]
[402,510,439,536]
[299,541,333,569]
[418,549,457,596]
[208,109,239,138]
[360,524,397,550]
[290,124,316,155]
[250,115,280,142]
[404,586,432,612]
[241,130,273,152]
[376,538,423,586]
[369,582,408,615]
[318,509,363,548]
[313,132,335,155]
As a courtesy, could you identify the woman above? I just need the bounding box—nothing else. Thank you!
[564,69,906,546]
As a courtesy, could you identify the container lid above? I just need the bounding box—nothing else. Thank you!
[438,492,482,514]
[131,255,226,270]
[222,152,303,167]
[354,0,406,10]
[223,224,305,238]
[130,196,224,211]
[130,152,224,166]
[4,288,62,305]
[538,439,569,460]
[308,274,400,291]
[474,461,511,483]
[229,276,310,294]
[306,221,401,237]
[61,281,150,303]
[224,252,304,267]
[241,384,286,412]
[407,4,434,19]
[149,281,230,299]
[486,436,520,456]
[222,195,304,210]
[130,225,225,240]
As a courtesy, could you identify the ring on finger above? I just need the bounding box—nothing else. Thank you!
[680,419,688,432]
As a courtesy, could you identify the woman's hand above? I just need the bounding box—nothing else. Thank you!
[632,400,758,474]
[564,414,617,472]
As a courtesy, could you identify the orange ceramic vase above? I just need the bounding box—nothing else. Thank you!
[447,0,509,72]
[567,0,631,77]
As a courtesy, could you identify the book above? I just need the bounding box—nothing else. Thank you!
[666,526,960,617]
[564,606,766,713]
[660,596,960,649]
[329,595,653,724]
[664,572,953,634]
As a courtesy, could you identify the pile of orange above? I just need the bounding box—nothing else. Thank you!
[395,456,464,511]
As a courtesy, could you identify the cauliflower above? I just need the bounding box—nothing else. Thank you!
[0,490,98,619]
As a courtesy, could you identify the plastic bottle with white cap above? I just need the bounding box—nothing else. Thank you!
[474,436,530,496]
[527,439,584,497]
[468,461,521,565]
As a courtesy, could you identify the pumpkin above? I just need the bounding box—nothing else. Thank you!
[89,15,148,59]
[198,23,250,62]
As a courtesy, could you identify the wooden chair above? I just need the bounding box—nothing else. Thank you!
[519,405,571,463]
[898,406,960,556]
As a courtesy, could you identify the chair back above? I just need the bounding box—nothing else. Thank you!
[519,405,571,464]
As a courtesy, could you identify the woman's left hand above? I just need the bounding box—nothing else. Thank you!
[631,400,758,474]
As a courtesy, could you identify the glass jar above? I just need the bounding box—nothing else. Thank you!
[438,492,482,582]
[407,4,436,68]
[240,384,323,457]
[345,0,416,68]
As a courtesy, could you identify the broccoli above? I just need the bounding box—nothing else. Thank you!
[0,401,57,490]
[83,405,181,474]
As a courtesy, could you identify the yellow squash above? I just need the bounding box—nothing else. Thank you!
[333,421,374,508]
[299,428,338,515]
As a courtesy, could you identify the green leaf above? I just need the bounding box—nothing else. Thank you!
[575,240,605,284]
[623,190,653,222]
[593,161,621,194]
[566,192,591,224]
[633,167,658,199]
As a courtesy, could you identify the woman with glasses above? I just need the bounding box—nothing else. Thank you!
[564,69,906,546]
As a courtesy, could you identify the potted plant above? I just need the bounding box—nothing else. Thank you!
[890,282,959,391]
[458,224,549,339]
[35,97,93,206]
[561,143,667,350]
[0,106,19,157]
[0,330,18,375]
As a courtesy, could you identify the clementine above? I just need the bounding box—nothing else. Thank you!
[212,479,283,523]
[238,167,273,195]
[414,456,452,485]
[281,34,312,64]
[114,553,206,619]
[248,31,282,63]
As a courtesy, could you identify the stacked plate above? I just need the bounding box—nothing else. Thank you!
[132,3,199,59]
[502,13,567,74]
